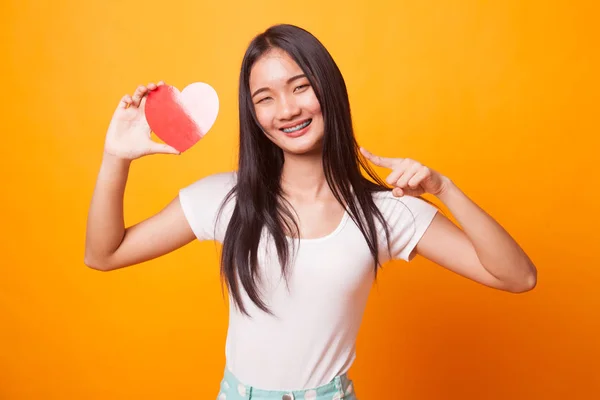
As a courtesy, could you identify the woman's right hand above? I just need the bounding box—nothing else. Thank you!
[103,81,180,160]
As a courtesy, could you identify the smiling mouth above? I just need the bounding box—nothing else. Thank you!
[280,119,312,133]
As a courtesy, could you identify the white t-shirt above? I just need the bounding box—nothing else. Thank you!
[179,171,438,390]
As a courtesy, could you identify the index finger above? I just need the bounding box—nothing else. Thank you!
[360,147,398,169]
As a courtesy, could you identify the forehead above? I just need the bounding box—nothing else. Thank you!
[249,48,304,90]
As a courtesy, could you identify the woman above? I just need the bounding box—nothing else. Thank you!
[85,24,537,400]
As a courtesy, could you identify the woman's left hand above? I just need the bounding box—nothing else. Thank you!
[360,147,451,198]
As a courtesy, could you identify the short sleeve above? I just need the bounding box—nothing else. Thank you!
[178,171,237,242]
[374,191,438,262]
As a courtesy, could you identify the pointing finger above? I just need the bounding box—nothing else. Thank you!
[360,147,398,169]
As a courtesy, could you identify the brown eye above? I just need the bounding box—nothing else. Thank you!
[294,84,310,92]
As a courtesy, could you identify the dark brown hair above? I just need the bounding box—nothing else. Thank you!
[219,24,398,316]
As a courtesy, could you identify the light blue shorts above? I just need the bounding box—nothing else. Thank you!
[216,366,358,400]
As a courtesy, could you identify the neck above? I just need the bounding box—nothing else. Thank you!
[280,151,331,201]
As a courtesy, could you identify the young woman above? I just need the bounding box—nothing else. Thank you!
[85,24,537,400]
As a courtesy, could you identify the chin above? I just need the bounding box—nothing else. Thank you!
[283,144,322,156]
[276,133,324,155]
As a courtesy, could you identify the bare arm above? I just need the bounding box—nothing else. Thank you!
[416,181,537,293]
[360,147,537,293]
[84,153,195,271]
[84,82,194,271]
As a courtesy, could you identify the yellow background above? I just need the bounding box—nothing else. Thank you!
[2,0,599,398]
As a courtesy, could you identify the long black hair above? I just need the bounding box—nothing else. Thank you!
[218,24,396,316]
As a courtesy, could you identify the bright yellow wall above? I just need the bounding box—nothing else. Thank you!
[2,0,599,398]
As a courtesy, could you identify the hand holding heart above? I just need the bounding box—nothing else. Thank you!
[360,147,450,197]
[104,81,219,160]
[104,81,180,160]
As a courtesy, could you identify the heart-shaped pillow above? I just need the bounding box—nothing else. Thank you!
[145,82,219,152]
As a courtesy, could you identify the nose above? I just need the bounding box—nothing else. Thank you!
[277,94,301,121]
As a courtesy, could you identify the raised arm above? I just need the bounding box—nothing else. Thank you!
[360,147,537,293]
[84,82,195,271]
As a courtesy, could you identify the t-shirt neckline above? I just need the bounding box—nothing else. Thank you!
[285,210,350,243]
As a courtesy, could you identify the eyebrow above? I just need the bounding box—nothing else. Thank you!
[251,74,307,98]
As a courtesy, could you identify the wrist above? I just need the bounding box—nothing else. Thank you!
[99,151,133,182]
[436,176,457,201]
[102,150,133,166]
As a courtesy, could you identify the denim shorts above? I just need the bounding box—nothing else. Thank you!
[216,366,358,400]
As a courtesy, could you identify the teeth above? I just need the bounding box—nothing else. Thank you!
[282,120,311,133]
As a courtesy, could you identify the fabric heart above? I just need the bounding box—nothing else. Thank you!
[145,82,219,152]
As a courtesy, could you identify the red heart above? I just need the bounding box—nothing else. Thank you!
[145,82,219,152]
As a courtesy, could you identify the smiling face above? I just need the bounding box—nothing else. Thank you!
[249,48,325,155]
